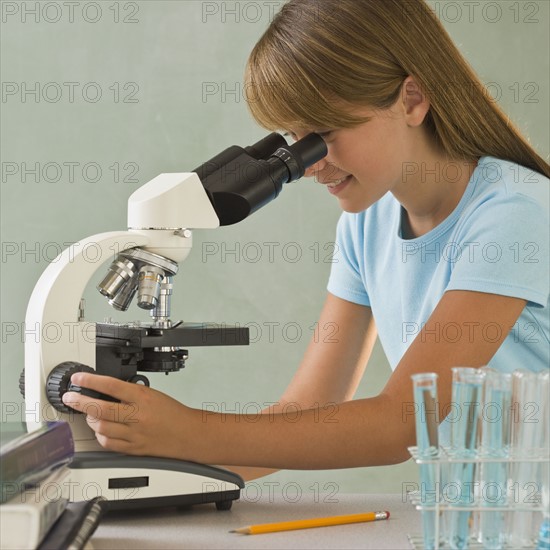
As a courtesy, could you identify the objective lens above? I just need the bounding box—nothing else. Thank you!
[97,258,136,300]
[136,265,165,310]
[108,273,139,311]
[97,249,178,312]
[151,277,173,322]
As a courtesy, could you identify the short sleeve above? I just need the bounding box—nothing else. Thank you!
[447,194,549,307]
[327,213,371,306]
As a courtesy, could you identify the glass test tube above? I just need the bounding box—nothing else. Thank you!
[448,367,485,550]
[478,369,512,550]
[412,373,440,550]
[508,370,543,548]
[536,371,549,550]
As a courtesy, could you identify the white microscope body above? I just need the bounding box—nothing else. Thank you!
[24,173,245,509]
[23,132,327,510]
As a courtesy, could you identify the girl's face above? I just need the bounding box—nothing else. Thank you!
[288,101,421,214]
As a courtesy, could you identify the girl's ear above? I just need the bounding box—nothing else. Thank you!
[401,76,430,127]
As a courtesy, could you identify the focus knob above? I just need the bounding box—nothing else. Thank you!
[46,362,95,414]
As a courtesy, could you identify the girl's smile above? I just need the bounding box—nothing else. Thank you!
[325,174,352,195]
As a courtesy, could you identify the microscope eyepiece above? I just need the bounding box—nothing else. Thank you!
[193,133,288,182]
[268,133,327,184]
[286,133,328,173]
[198,132,328,225]
[244,133,288,160]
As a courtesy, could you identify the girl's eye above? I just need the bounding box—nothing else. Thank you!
[317,131,333,139]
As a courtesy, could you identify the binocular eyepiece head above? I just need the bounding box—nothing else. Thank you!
[196,132,328,226]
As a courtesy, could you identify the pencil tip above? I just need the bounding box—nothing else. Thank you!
[229,528,247,534]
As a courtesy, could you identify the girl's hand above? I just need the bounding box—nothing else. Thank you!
[62,372,197,459]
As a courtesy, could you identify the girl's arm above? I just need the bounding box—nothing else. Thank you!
[63,290,526,469]
[221,293,377,480]
[279,292,377,405]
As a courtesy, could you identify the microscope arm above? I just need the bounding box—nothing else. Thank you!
[24,231,149,444]
[25,172,218,442]
[24,134,327,449]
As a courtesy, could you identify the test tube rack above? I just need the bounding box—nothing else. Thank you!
[407,446,549,549]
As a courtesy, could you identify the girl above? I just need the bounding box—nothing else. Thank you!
[64,0,549,477]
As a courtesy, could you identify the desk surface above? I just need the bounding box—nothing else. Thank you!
[91,493,417,549]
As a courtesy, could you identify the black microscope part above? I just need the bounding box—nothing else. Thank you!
[94,322,249,380]
[67,383,120,403]
[44,361,121,414]
[287,133,329,169]
[195,132,327,226]
[193,132,288,181]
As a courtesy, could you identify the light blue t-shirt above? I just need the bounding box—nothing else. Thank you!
[327,157,550,376]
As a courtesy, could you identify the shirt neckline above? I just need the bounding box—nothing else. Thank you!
[396,157,488,245]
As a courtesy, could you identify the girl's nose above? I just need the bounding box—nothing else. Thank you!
[304,157,328,178]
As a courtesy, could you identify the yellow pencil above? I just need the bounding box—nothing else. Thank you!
[230,510,390,535]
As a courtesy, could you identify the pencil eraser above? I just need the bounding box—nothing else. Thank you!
[385,511,390,518]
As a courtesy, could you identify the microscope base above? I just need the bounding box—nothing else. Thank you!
[69,452,244,511]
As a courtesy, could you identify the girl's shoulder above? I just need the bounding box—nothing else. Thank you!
[473,156,549,209]
[454,157,549,253]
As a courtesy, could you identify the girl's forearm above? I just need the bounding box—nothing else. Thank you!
[182,396,414,469]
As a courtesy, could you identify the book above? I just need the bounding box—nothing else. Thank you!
[38,496,107,550]
[1,422,74,503]
[0,467,71,550]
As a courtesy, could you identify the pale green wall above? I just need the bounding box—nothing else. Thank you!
[1,1,548,497]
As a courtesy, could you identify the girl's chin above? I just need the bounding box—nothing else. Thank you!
[337,198,373,214]
[340,205,366,214]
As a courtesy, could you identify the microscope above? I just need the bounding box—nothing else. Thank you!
[21,132,327,511]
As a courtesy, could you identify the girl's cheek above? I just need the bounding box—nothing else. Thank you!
[323,163,342,180]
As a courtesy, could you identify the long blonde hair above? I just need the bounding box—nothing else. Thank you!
[244,0,549,178]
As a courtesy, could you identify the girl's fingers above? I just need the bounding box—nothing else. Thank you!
[62,392,140,425]
[69,372,142,403]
